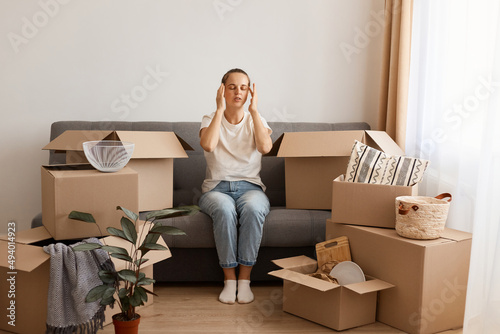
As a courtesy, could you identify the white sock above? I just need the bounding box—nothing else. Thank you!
[219,280,237,304]
[237,279,254,304]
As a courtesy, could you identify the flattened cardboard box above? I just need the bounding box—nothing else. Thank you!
[43,130,193,211]
[269,255,394,331]
[326,220,472,334]
[331,174,418,228]
[267,130,404,210]
[41,164,139,240]
[0,224,170,334]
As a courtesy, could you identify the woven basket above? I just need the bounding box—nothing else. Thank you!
[395,193,452,240]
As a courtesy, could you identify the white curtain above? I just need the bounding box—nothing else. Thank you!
[407,0,500,333]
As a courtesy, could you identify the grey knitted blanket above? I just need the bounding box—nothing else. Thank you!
[43,238,115,334]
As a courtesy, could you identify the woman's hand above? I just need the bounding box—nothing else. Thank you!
[248,83,258,114]
[248,83,273,154]
[200,83,225,152]
[216,83,225,112]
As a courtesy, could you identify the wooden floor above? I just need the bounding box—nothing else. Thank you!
[96,282,464,334]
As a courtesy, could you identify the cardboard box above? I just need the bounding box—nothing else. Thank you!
[43,130,193,211]
[41,164,139,240]
[331,174,418,228]
[326,220,472,334]
[267,130,404,210]
[269,255,394,331]
[0,224,170,334]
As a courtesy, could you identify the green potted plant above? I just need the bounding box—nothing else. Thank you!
[69,205,199,333]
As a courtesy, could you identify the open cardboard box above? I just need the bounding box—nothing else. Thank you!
[0,223,171,334]
[326,220,472,334]
[331,174,418,228]
[43,130,193,211]
[269,255,394,331]
[266,130,404,210]
[41,164,139,240]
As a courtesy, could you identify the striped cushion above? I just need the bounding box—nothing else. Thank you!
[382,155,430,186]
[346,140,390,184]
[346,140,429,186]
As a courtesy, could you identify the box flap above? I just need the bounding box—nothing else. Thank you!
[272,255,318,273]
[111,131,189,159]
[265,133,285,157]
[365,131,405,156]
[268,268,340,292]
[101,222,172,270]
[0,240,50,272]
[343,277,395,294]
[43,130,191,159]
[0,226,52,245]
[42,130,112,151]
[174,134,195,151]
[276,131,364,158]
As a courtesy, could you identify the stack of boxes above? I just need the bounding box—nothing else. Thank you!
[268,130,472,334]
[0,130,192,333]
[0,127,472,333]
[266,130,406,210]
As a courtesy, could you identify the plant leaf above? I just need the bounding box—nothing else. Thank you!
[106,227,127,240]
[130,288,144,307]
[135,286,148,303]
[68,211,96,223]
[140,243,168,251]
[141,286,159,297]
[141,233,160,248]
[137,277,155,287]
[139,234,160,255]
[118,288,128,299]
[110,253,133,263]
[145,205,200,221]
[98,270,116,284]
[117,269,137,283]
[102,286,116,300]
[85,284,109,302]
[72,243,102,252]
[120,296,130,314]
[117,206,139,222]
[121,217,137,244]
[150,225,186,236]
[135,258,149,266]
[100,295,115,306]
[101,245,128,255]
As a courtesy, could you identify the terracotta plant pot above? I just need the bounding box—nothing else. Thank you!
[112,314,141,334]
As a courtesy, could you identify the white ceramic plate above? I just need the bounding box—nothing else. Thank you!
[329,261,366,286]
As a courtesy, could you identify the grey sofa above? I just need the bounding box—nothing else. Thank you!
[34,120,370,281]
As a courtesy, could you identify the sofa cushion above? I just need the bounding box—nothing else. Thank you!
[145,207,330,248]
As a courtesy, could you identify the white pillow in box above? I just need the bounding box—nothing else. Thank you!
[382,154,430,186]
[345,140,391,184]
[346,140,429,186]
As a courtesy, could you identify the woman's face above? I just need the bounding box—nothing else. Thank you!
[224,73,250,108]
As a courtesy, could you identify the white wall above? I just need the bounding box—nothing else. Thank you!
[0,0,385,233]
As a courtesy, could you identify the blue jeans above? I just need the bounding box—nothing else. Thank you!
[199,181,270,268]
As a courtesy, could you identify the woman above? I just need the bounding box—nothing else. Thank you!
[199,68,273,304]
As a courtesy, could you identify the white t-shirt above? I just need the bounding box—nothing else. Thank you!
[200,111,272,193]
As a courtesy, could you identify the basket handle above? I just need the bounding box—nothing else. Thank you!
[398,193,452,215]
[435,193,452,202]
[398,203,419,215]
